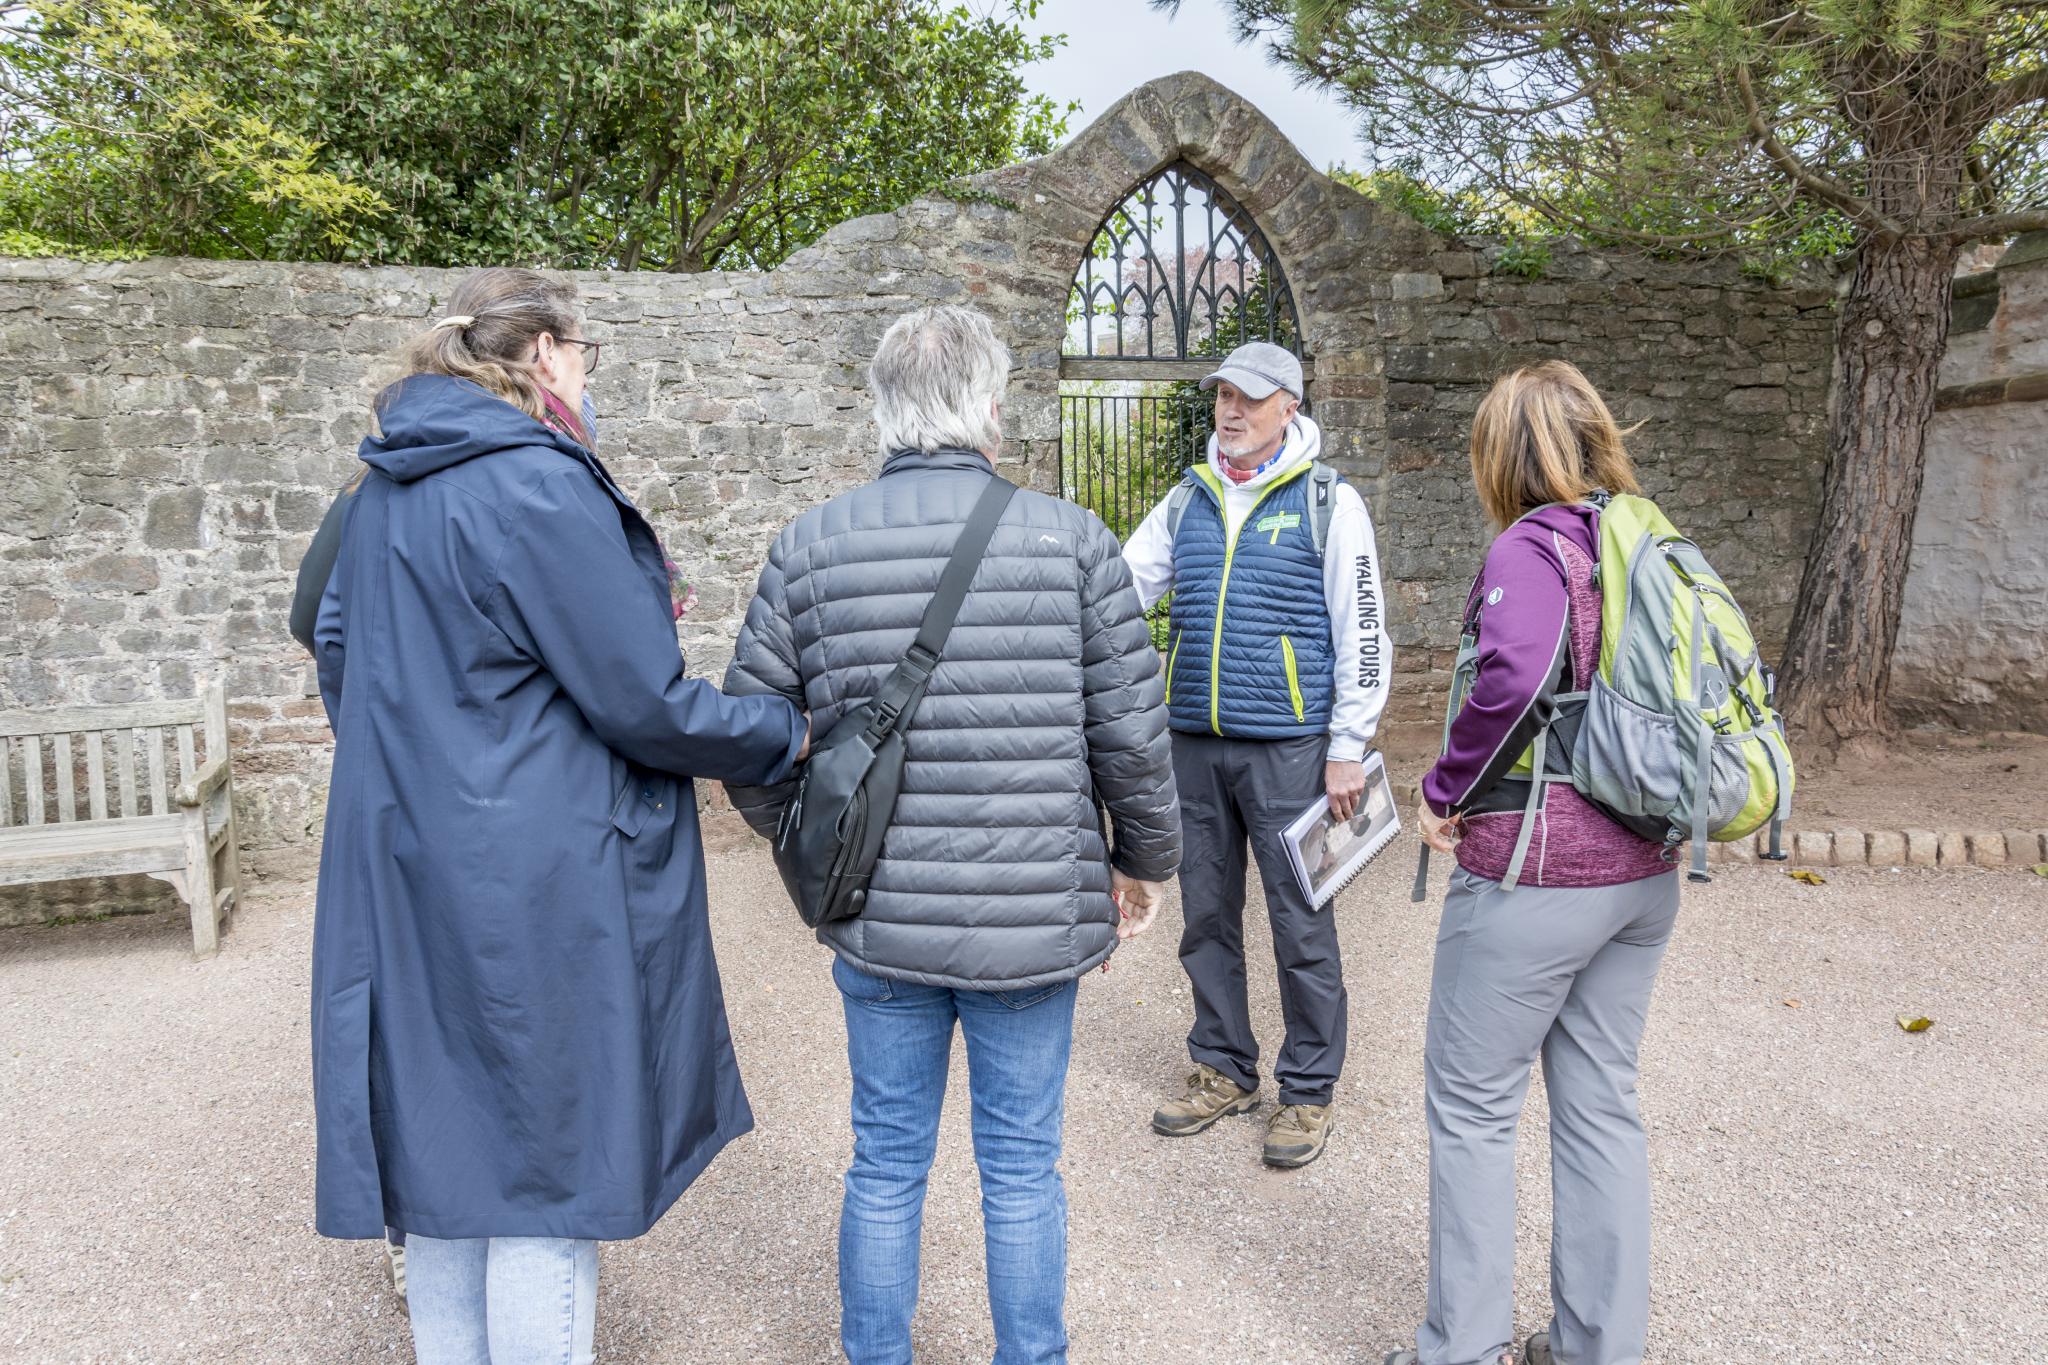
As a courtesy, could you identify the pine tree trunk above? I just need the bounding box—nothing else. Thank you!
[1777,233,1960,748]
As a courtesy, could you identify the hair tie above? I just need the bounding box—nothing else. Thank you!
[432,315,476,331]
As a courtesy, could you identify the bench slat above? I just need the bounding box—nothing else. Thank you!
[0,815,189,886]
[0,815,187,855]
[116,732,137,818]
[177,724,197,785]
[0,737,13,827]
[146,729,167,817]
[23,735,43,825]
[0,700,205,739]
[54,733,75,822]
[85,732,107,821]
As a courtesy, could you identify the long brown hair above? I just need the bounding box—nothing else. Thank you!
[388,267,588,443]
[1468,360,1640,529]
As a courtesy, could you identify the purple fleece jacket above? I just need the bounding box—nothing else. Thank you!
[1423,503,1669,888]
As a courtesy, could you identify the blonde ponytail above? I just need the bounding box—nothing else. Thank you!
[389,268,582,435]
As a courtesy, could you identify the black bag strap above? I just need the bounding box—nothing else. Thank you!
[864,475,1016,741]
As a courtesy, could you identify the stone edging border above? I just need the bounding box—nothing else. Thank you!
[1388,782,2046,871]
[1710,827,2048,869]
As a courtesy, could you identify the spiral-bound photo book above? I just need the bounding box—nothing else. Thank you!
[1283,750,1402,909]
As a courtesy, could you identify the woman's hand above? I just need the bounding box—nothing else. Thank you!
[797,714,813,762]
[1416,794,1461,854]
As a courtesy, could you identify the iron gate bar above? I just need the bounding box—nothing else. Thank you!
[1056,391,1218,529]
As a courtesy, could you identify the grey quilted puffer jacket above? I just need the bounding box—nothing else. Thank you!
[723,447,1180,990]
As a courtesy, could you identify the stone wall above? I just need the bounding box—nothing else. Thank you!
[1368,245,1834,717]
[1894,234,2048,731]
[0,71,1840,921]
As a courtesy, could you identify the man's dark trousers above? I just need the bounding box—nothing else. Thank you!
[1172,730,1348,1105]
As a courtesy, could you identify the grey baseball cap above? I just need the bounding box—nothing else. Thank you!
[1199,341,1303,401]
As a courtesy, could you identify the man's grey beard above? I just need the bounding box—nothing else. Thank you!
[1217,433,1264,462]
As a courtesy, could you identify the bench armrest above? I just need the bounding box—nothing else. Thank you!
[175,754,232,809]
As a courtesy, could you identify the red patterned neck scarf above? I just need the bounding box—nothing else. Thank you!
[538,388,591,447]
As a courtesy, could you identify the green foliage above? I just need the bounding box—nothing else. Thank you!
[1332,165,1559,275]
[1492,240,1551,279]
[1,2,388,256]
[2,0,1070,269]
[935,182,1024,212]
[0,227,145,260]
[1331,165,1534,237]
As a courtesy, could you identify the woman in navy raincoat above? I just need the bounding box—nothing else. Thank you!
[311,267,806,1362]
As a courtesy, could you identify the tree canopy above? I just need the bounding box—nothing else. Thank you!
[1,0,1069,270]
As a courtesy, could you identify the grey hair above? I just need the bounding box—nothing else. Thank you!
[869,305,1010,457]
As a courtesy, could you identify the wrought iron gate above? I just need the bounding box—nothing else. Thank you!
[1059,160,1308,539]
[1059,388,1213,540]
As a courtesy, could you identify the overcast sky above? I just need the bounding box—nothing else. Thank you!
[1016,0,1369,173]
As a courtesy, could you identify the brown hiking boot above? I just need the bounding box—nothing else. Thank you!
[1151,1063,1258,1136]
[1262,1102,1333,1168]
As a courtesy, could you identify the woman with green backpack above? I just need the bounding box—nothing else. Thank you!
[1387,360,1788,1365]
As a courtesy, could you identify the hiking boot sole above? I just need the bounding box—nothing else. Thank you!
[1262,1122,1333,1169]
[1151,1093,1259,1136]
[1260,1141,1327,1169]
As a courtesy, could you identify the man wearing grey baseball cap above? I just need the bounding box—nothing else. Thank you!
[1122,340,1392,1169]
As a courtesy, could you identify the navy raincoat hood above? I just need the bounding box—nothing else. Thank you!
[310,373,804,1240]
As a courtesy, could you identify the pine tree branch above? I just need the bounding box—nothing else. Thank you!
[1956,207,2048,241]
[1734,63,1901,236]
[1987,66,2048,116]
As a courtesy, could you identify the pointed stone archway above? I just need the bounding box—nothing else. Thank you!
[987,69,1424,528]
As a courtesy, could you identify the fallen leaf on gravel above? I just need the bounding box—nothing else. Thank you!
[1788,869,1827,886]
[1896,1015,1934,1033]
[2031,863,2048,878]
[1782,999,1802,1008]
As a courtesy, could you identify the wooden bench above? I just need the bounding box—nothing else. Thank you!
[0,681,244,957]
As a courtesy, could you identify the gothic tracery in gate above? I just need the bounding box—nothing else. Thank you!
[1059,161,1307,538]
[1067,160,1304,362]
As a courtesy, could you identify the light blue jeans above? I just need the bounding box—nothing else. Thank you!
[833,954,1077,1365]
[405,1234,598,1365]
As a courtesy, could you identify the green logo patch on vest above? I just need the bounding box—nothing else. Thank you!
[1255,510,1302,544]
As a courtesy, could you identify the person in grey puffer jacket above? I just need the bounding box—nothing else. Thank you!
[724,304,1179,1365]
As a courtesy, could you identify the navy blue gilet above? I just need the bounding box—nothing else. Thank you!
[1165,462,1334,739]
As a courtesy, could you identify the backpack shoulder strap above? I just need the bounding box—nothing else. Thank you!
[1307,462,1344,556]
[1166,469,1202,541]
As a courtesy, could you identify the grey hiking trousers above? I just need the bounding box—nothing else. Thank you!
[1418,865,1680,1365]
[1173,732,1348,1106]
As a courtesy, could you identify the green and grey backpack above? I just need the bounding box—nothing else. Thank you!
[1428,491,1795,892]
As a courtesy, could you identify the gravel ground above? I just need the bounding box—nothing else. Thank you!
[3,843,2044,1363]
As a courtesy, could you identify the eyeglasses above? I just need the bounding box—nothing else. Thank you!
[560,337,603,374]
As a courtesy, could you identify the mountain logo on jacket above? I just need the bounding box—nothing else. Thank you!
[1486,586,1505,606]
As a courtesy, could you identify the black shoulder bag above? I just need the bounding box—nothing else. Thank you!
[772,475,1017,928]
